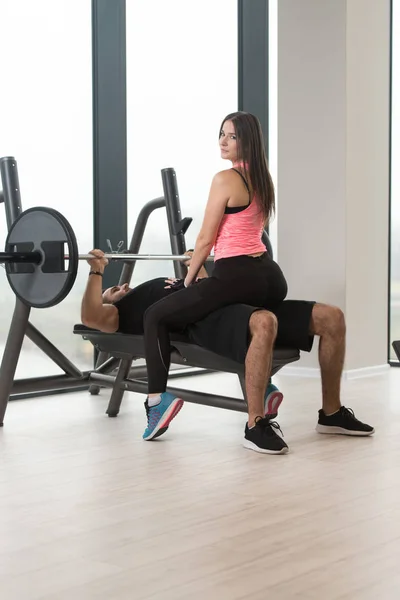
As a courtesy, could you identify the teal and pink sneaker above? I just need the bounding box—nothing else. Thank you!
[264,383,283,419]
[143,392,184,441]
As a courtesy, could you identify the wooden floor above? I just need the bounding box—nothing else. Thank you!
[1,368,400,600]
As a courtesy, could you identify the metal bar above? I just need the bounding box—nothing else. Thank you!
[168,367,215,379]
[11,372,91,396]
[0,252,214,264]
[89,373,248,413]
[237,373,277,397]
[161,168,188,279]
[126,364,149,380]
[127,364,215,381]
[0,251,42,263]
[89,373,122,388]
[89,349,109,395]
[80,253,214,262]
[25,322,84,379]
[118,196,166,285]
[9,385,90,401]
[94,356,120,374]
[0,156,23,229]
[0,299,31,425]
[105,358,133,417]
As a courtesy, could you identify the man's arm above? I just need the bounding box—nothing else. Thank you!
[81,250,119,333]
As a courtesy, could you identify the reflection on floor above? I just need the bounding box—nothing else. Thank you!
[1,368,400,600]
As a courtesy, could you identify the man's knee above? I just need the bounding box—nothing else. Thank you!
[249,310,278,340]
[310,303,346,337]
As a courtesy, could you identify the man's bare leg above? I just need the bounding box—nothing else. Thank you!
[243,310,288,453]
[245,310,277,427]
[309,303,345,415]
[310,303,374,435]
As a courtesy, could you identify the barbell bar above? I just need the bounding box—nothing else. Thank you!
[0,252,213,264]
[3,206,212,310]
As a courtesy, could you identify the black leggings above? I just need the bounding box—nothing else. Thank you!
[143,253,288,393]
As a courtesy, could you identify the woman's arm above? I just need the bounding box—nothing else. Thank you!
[184,172,230,286]
[184,251,209,279]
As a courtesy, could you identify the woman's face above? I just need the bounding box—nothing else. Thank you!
[219,120,238,163]
[102,283,131,304]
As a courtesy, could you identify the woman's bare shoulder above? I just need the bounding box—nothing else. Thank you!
[212,169,239,186]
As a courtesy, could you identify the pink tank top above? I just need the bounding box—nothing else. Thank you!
[213,176,266,261]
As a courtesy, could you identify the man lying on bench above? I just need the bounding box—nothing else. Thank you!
[81,250,374,454]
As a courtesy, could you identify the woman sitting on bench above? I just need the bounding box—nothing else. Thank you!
[81,246,374,454]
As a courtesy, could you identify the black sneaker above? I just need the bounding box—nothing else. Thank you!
[316,406,375,436]
[243,417,289,454]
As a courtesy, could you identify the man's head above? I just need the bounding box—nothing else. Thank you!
[102,283,131,304]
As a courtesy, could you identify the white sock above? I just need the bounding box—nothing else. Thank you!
[148,395,162,407]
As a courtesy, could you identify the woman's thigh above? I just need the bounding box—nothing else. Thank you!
[144,257,287,331]
[143,277,235,329]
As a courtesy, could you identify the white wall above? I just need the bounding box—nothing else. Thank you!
[345,0,390,370]
[0,0,93,374]
[126,0,238,284]
[278,0,390,373]
[390,0,400,358]
[278,0,347,309]
[268,0,278,260]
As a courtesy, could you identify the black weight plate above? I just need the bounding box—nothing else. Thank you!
[5,207,79,308]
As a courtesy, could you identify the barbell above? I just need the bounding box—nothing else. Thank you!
[1,206,213,309]
[0,251,210,263]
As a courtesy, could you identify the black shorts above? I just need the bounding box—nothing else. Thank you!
[187,300,316,364]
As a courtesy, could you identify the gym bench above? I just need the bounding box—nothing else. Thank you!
[74,325,300,416]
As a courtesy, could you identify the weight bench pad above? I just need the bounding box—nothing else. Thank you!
[73,325,300,376]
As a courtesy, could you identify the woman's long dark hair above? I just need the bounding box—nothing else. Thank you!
[220,111,275,223]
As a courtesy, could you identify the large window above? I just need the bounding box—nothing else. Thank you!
[0,0,93,376]
[126,0,238,285]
